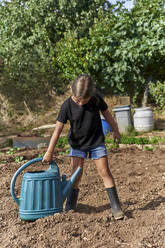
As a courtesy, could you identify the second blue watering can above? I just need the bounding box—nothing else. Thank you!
[10,157,81,220]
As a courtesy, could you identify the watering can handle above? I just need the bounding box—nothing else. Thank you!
[10,157,43,205]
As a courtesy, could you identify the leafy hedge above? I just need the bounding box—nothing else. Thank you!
[0,0,165,107]
[149,81,165,109]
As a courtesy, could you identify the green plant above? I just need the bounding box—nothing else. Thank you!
[0,160,7,164]
[38,152,45,158]
[144,146,154,151]
[58,148,70,156]
[56,137,68,148]
[105,137,114,144]
[106,143,119,149]
[0,0,111,105]
[105,134,165,145]
[15,156,25,163]
[149,81,165,109]
[55,0,165,104]
[151,136,165,144]
[6,147,19,155]
[120,136,151,145]
[125,125,139,136]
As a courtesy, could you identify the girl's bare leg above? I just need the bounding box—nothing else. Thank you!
[94,156,115,188]
[94,156,124,220]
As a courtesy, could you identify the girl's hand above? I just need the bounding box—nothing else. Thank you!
[42,151,53,163]
[113,130,121,145]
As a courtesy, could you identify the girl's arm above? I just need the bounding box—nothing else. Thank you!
[42,121,64,163]
[101,109,121,144]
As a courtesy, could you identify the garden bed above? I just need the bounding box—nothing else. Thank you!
[0,146,165,247]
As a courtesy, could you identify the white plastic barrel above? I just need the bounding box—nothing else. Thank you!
[112,105,132,133]
[133,107,154,132]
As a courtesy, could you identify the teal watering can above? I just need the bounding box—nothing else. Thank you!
[10,157,81,220]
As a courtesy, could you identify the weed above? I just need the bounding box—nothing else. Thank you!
[120,136,151,145]
[144,146,154,151]
[58,148,70,156]
[15,156,25,163]
[106,143,119,149]
[105,134,165,145]
[0,160,7,164]
[125,125,138,136]
[38,152,45,158]
[151,136,165,144]
[56,136,68,148]
[6,147,20,155]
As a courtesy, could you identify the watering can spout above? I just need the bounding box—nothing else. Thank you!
[61,167,81,204]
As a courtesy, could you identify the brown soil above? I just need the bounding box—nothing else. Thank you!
[0,146,165,248]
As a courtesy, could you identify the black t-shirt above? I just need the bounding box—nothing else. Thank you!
[57,95,108,150]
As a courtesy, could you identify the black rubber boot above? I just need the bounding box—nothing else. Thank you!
[106,187,124,220]
[65,188,79,211]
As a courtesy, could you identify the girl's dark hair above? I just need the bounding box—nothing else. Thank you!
[72,74,94,99]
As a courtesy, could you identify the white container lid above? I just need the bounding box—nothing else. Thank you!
[112,105,131,112]
[134,107,152,111]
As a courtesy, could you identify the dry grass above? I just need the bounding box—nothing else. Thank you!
[104,96,120,114]
[0,94,11,125]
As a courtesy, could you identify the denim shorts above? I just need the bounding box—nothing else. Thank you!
[69,144,107,160]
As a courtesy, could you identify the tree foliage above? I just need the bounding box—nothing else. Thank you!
[149,81,165,109]
[0,0,165,107]
[0,0,109,105]
[55,0,165,103]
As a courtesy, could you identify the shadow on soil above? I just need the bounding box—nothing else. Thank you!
[124,196,165,219]
[76,203,111,214]
[77,196,165,215]
[139,196,165,211]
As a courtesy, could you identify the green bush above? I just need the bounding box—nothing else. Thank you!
[149,81,165,109]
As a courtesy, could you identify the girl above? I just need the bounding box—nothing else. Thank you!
[42,74,124,220]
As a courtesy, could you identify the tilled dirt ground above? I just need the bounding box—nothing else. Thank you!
[0,146,165,248]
